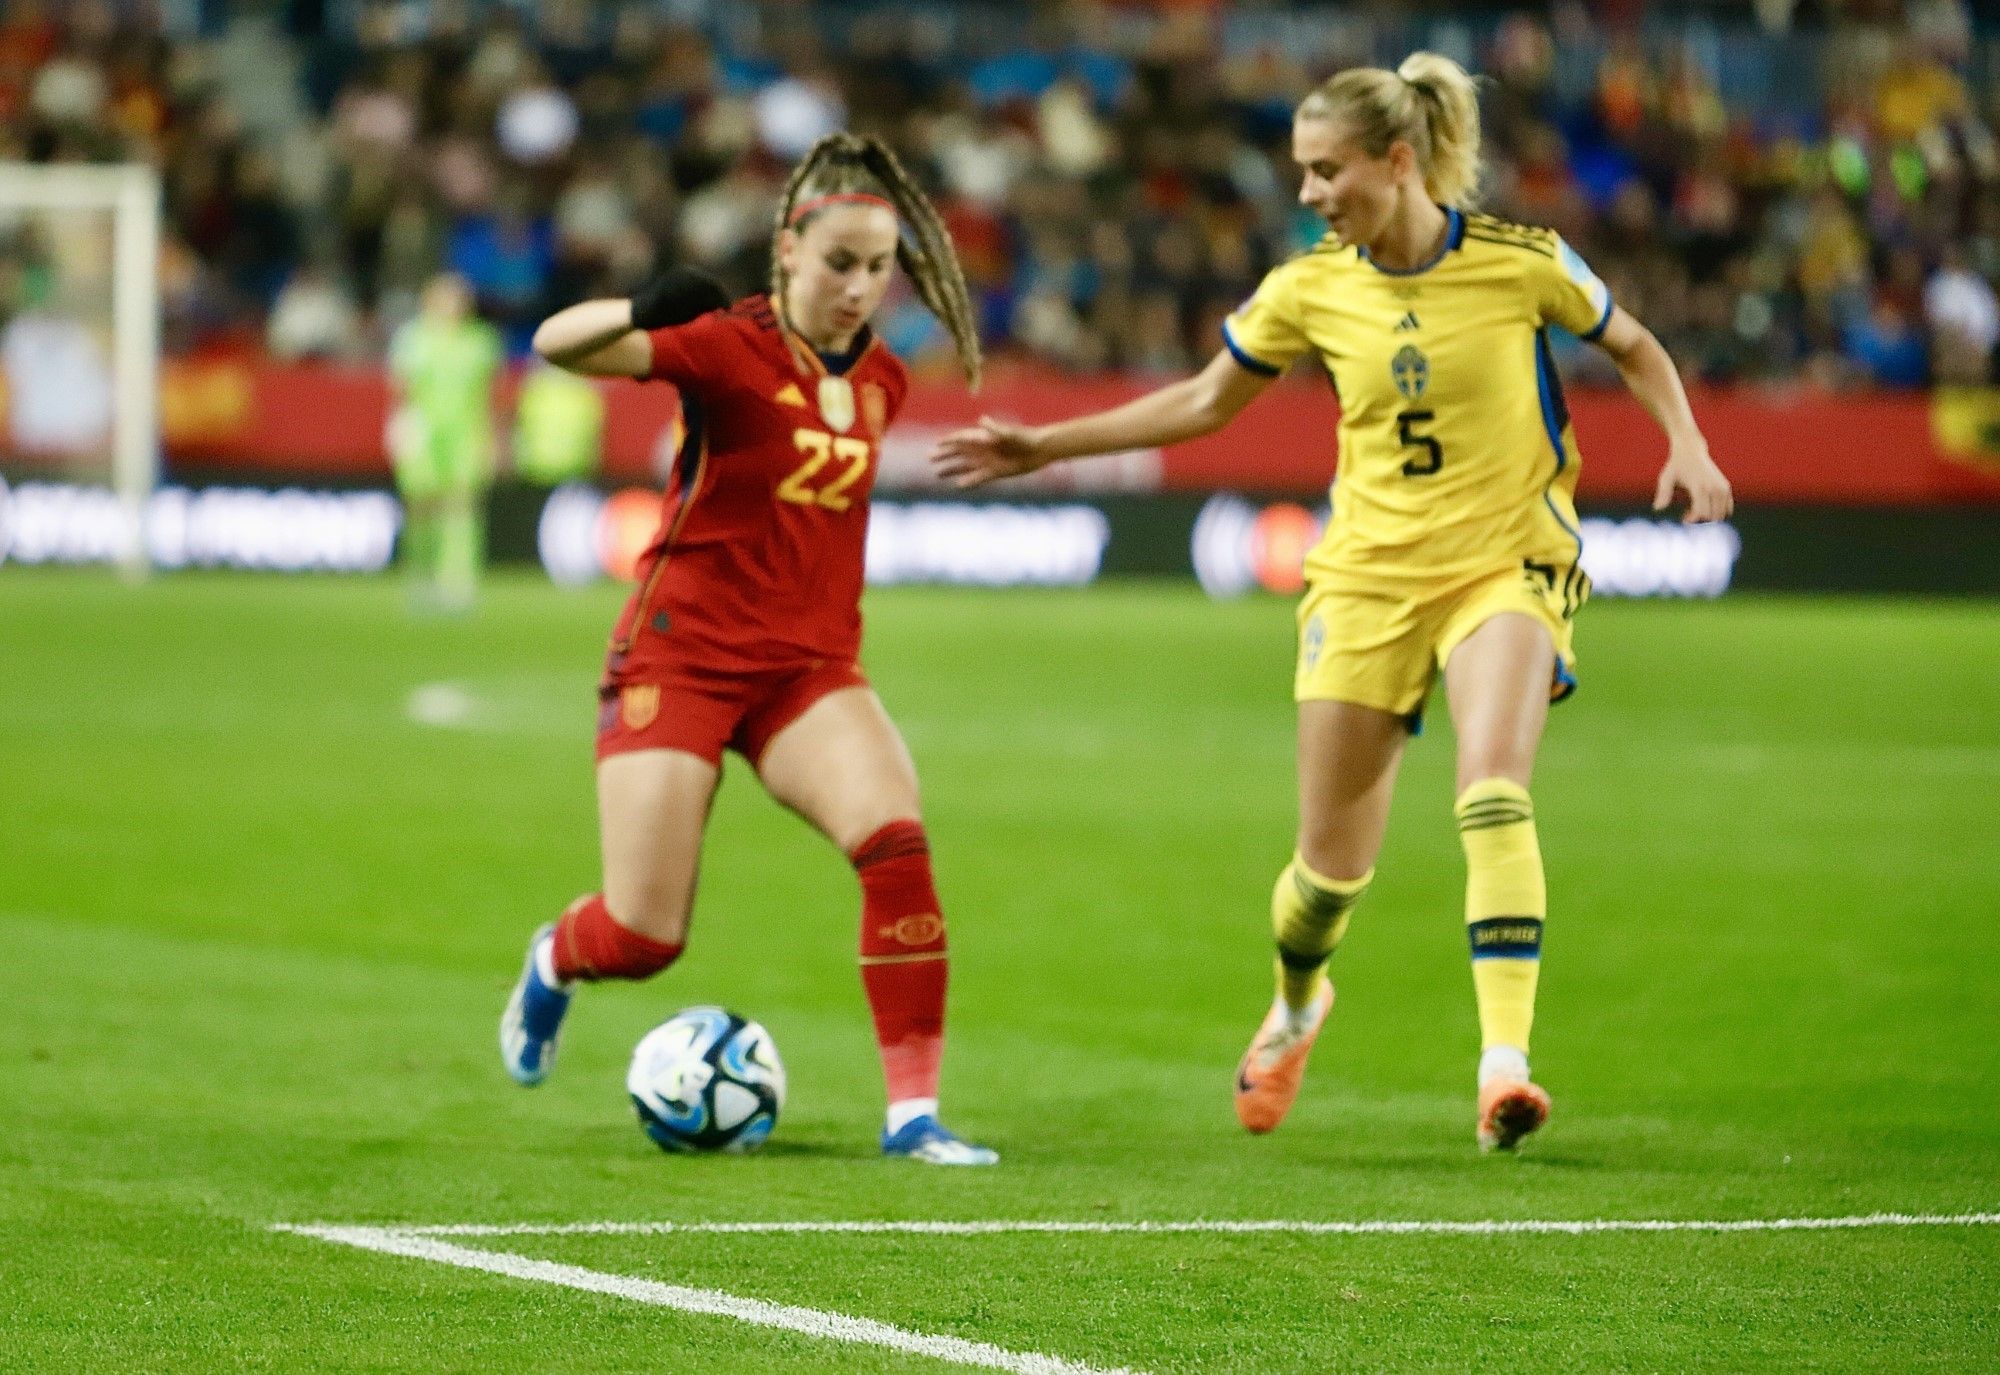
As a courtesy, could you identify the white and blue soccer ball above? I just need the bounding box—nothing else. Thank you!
[627,1007,785,1154]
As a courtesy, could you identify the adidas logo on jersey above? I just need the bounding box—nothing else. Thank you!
[1393,311,1421,332]
[774,382,808,408]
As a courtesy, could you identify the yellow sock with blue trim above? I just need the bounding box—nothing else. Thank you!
[1271,854,1372,1016]
[1456,779,1544,1059]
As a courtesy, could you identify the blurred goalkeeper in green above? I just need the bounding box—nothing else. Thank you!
[388,273,504,611]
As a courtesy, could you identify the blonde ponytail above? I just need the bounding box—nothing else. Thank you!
[1296,51,1484,209]
[1395,52,1482,209]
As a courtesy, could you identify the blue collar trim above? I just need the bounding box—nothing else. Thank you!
[1359,208,1464,277]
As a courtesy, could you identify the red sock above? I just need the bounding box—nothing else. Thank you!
[851,820,948,1105]
[550,893,683,983]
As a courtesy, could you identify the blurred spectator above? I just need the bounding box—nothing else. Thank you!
[969,11,1131,114]
[266,261,365,362]
[752,38,845,159]
[448,189,556,348]
[1844,297,1930,387]
[1925,243,1999,383]
[512,358,605,487]
[224,147,303,306]
[29,40,105,126]
[374,190,447,319]
[2,266,112,461]
[2,0,1994,392]
[1876,36,1968,149]
[677,161,778,279]
[496,64,580,165]
[1038,79,1114,178]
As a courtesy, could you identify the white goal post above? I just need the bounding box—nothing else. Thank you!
[0,162,161,579]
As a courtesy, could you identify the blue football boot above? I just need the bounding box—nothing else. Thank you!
[500,924,572,1086]
[881,1114,999,1166]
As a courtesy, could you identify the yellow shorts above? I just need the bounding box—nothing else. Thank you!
[1294,558,1587,724]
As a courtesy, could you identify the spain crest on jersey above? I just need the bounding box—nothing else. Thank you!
[818,376,856,433]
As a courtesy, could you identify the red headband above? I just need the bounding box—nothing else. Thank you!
[787,192,895,225]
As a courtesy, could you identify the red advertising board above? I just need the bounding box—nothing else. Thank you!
[126,358,2000,506]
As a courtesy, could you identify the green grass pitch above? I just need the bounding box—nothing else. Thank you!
[4,569,1997,1373]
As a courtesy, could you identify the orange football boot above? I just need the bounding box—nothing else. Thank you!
[1233,980,1332,1133]
[1476,1078,1551,1152]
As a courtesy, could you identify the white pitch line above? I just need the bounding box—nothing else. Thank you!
[275,1225,1142,1375]
[365,1210,2000,1239]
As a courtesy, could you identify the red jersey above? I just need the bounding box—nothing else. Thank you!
[605,295,910,681]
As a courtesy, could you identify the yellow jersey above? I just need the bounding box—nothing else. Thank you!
[1223,209,1612,598]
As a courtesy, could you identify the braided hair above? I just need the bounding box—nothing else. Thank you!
[771,132,983,390]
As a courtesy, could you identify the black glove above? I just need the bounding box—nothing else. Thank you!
[629,265,730,330]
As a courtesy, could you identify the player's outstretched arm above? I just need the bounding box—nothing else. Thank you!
[533,299,649,376]
[532,267,730,379]
[931,349,1272,488]
[1594,306,1734,524]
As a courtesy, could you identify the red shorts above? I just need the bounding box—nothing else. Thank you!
[596,659,870,767]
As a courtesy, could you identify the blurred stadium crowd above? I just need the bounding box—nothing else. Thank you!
[2,0,1996,389]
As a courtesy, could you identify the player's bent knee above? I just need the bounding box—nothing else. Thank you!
[552,892,685,983]
[855,810,924,859]
[849,816,928,869]
[601,881,695,946]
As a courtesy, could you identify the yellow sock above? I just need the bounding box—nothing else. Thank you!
[1271,854,1372,1013]
[1456,778,1544,1055]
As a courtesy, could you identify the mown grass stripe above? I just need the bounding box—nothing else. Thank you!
[336,1211,2000,1239]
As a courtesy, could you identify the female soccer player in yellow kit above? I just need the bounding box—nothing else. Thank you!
[933,53,1733,1151]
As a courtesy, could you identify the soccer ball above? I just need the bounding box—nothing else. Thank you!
[627,1007,785,1153]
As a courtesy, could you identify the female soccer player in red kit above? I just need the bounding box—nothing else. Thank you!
[500,133,997,1165]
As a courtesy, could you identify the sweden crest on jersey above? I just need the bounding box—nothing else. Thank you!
[1391,345,1430,400]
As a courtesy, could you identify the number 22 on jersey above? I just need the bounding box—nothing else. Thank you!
[777,427,872,512]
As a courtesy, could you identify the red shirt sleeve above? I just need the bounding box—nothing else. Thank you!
[644,311,735,397]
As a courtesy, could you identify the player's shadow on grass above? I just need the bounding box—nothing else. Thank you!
[1289,1143,1608,1173]
[735,1138,858,1160]
[566,1127,856,1163]
[1482,1151,1602,1170]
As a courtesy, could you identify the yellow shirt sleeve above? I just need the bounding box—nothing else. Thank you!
[1533,235,1615,340]
[1221,261,1312,376]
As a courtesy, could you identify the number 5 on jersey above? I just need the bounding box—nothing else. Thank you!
[1397,410,1443,477]
[778,428,872,511]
